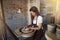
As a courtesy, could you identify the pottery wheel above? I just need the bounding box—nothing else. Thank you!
[21,27,33,33]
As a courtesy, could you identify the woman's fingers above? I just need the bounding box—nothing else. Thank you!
[25,28,29,31]
[23,26,33,31]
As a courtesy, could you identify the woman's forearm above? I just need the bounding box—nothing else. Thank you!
[30,27,41,30]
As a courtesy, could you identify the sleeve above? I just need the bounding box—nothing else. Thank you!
[37,16,43,25]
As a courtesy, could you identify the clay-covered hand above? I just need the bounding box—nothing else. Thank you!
[24,28,30,31]
[23,26,30,31]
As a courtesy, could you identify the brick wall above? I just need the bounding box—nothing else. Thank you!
[3,0,28,30]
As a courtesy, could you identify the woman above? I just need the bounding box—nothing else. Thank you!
[25,6,43,40]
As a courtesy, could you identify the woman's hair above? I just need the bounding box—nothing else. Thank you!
[29,6,40,24]
[30,6,40,16]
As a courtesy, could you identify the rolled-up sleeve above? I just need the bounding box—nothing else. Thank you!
[37,16,43,25]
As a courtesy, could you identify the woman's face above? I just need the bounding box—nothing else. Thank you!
[30,11,36,16]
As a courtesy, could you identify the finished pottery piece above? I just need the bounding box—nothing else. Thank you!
[47,24,56,33]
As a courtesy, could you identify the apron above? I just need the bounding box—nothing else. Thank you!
[32,18,43,40]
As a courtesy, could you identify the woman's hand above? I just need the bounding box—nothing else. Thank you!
[28,27,34,30]
[25,28,30,31]
[23,26,30,31]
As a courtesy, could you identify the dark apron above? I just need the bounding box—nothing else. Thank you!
[33,24,43,40]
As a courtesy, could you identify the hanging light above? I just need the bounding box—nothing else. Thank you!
[17,8,21,13]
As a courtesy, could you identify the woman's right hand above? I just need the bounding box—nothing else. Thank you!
[25,28,30,31]
[23,26,30,31]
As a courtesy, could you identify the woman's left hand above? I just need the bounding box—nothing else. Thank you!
[28,27,33,30]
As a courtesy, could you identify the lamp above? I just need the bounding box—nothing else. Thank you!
[17,8,21,13]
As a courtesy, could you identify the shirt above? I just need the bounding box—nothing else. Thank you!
[33,16,43,25]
